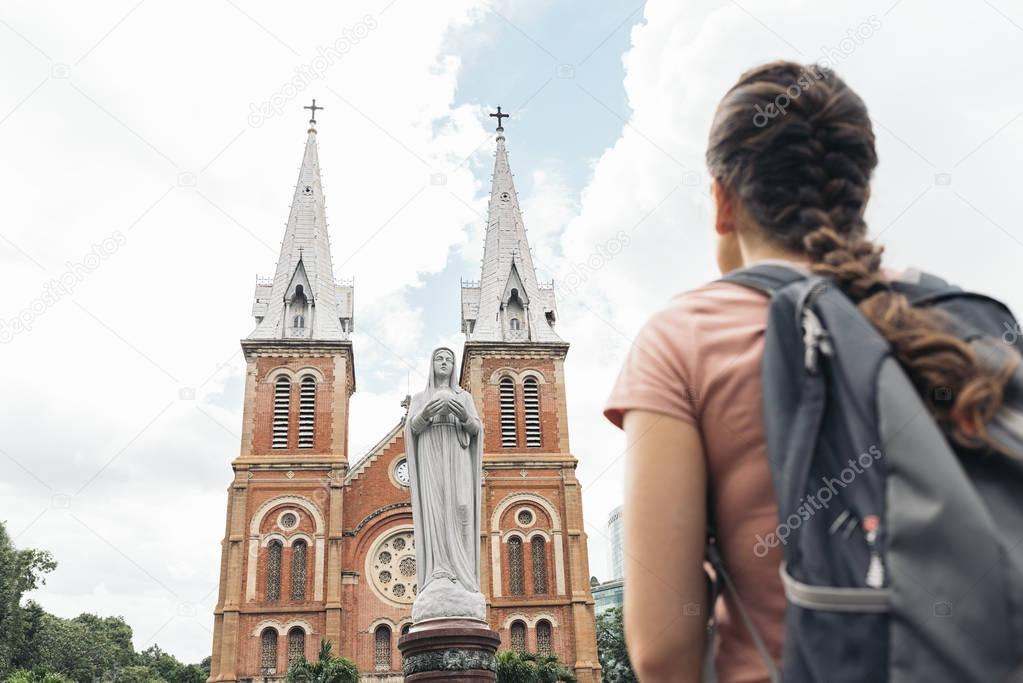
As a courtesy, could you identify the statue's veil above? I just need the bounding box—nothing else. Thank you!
[423,346,461,394]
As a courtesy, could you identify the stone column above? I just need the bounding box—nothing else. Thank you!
[398,618,501,682]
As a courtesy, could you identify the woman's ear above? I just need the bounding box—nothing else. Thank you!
[712,179,736,236]
[713,179,744,274]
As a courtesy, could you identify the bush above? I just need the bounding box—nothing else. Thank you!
[5,669,75,683]
[495,651,576,683]
[285,641,357,683]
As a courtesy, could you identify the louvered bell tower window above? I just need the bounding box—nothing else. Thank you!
[499,377,518,448]
[523,377,541,448]
[298,376,316,448]
[272,376,291,449]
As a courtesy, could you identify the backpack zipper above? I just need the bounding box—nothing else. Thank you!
[863,515,885,588]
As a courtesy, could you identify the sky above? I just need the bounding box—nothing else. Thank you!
[3,0,1023,665]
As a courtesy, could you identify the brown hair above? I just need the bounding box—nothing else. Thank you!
[706,61,1017,452]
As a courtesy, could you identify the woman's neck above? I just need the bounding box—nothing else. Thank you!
[739,237,807,268]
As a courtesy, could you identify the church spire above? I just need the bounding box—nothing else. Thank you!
[461,109,560,343]
[249,101,354,340]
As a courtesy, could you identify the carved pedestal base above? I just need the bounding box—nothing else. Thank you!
[398,618,500,682]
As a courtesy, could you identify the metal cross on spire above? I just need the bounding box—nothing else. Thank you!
[305,99,324,124]
[489,106,509,130]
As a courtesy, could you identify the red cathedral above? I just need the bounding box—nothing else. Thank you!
[207,106,600,682]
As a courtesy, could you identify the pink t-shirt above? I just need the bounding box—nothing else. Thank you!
[604,276,789,683]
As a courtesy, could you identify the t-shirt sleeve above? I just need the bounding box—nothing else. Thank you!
[603,303,700,430]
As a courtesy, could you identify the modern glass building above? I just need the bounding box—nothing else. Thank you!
[607,505,624,580]
[592,577,624,615]
[592,505,625,614]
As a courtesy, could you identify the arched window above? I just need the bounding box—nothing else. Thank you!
[298,376,316,448]
[287,627,305,666]
[290,540,307,600]
[523,377,541,448]
[289,285,308,335]
[499,377,517,448]
[536,620,552,656]
[272,376,291,449]
[401,623,411,636]
[506,288,525,335]
[508,536,524,595]
[532,536,548,594]
[260,628,278,672]
[374,625,392,671]
[266,539,282,602]
[510,621,526,653]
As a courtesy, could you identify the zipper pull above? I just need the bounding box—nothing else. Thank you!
[863,515,885,588]
[801,308,833,373]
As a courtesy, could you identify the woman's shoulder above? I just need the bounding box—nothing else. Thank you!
[643,279,770,333]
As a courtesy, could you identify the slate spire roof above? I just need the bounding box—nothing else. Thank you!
[249,113,353,341]
[461,117,560,343]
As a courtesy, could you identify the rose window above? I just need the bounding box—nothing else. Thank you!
[368,529,416,605]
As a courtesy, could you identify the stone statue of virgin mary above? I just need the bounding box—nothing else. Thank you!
[405,346,486,622]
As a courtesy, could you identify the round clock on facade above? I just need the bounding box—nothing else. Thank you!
[394,458,410,487]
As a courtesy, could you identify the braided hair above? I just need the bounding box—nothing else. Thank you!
[706,61,1018,453]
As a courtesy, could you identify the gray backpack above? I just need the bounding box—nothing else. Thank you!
[706,263,1023,682]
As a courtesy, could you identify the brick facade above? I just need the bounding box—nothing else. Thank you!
[208,339,600,682]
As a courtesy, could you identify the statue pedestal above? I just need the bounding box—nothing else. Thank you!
[398,618,500,682]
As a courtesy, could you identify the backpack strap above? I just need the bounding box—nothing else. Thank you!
[718,263,808,296]
[706,267,823,683]
[706,535,781,683]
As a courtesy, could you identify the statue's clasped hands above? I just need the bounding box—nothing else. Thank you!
[423,395,470,423]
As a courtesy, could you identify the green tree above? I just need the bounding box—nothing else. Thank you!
[285,641,357,683]
[98,665,163,683]
[35,612,135,682]
[197,657,211,681]
[495,651,577,683]
[0,522,56,680]
[135,646,205,683]
[595,608,636,683]
[10,602,46,673]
